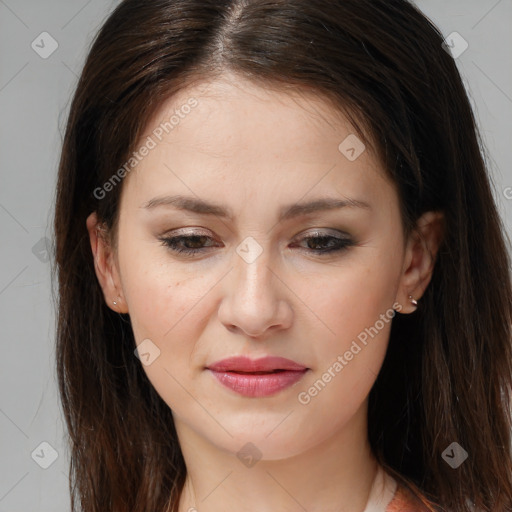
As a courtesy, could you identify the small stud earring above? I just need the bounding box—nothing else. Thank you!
[113,300,117,305]
[409,294,418,307]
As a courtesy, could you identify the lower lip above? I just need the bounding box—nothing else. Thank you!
[208,369,308,397]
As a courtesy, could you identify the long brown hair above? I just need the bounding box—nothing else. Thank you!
[52,1,512,510]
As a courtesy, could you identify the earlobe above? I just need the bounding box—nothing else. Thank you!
[395,211,445,314]
[85,212,128,313]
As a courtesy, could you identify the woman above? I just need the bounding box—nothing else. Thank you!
[53,1,512,511]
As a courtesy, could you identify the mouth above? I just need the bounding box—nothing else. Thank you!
[227,369,287,374]
[206,355,308,373]
[206,356,309,397]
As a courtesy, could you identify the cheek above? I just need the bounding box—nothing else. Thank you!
[307,279,393,380]
[304,253,400,357]
[291,247,400,423]
[293,297,394,454]
[119,237,200,337]
[121,258,214,417]
[117,242,201,376]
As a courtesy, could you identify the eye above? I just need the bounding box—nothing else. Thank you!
[291,231,355,255]
[158,230,355,257]
[158,233,219,256]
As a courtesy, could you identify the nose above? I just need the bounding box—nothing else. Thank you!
[217,241,293,338]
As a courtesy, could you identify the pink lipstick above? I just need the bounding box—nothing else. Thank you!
[206,356,309,397]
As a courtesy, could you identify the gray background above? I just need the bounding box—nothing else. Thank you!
[0,1,511,510]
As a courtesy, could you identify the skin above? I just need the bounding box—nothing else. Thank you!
[87,71,444,512]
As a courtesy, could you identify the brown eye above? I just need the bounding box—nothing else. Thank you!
[158,234,219,256]
[291,233,354,255]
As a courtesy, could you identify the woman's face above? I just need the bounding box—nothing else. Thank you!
[90,72,419,460]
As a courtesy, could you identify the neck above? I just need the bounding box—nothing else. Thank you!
[175,402,380,512]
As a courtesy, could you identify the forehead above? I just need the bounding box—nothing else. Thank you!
[120,72,395,218]
[143,72,369,158]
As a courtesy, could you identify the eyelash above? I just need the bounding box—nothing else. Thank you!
[158,231,355,257]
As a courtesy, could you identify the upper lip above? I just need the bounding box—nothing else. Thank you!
[207,356,307,373]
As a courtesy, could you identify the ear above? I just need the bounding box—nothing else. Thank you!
[86,211,128,313]
[395,210,445,314]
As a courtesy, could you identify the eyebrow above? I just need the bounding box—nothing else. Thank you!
[141,194,371,222]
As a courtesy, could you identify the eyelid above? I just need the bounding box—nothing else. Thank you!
[298,228,349,237]
[163,226,349,239]
[291,228,354,245]
[163,227,212,237]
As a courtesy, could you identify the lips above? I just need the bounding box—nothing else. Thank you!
[206,356,309,397]
[207,356,307,373]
